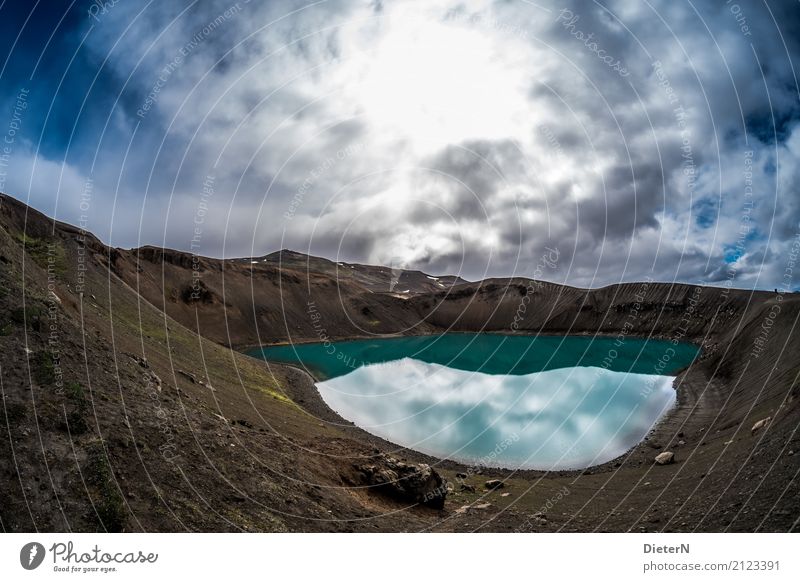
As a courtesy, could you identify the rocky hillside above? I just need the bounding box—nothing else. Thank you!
[0,194,445,532]
[1,192,798,532]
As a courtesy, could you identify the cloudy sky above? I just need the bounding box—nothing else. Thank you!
[1,0,799,289]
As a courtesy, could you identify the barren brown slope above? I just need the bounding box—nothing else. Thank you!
[408,277,775,340]
[98,235,777,353]
[110,245,444,348]
[258,248,468,294]
[1,192,798,532]
[0,193,445,532]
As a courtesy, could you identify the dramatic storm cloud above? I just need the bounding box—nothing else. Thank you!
[1,0,799,289]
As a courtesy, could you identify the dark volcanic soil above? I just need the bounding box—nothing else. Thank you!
[1,192,798,533]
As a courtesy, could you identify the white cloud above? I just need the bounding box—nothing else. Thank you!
[15,0,797,290]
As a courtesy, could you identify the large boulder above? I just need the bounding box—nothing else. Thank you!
[354,456,447,509]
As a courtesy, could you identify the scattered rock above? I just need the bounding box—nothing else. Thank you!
[455,472,468,479]
[354,456,447,509]
[473,503,491,510]
[677,440,686,446]
[500,492,511,497]
[751,417,770,435]
[459,483,476,493]
[178,370,197,383]
[654,451,675,465]
[147,372,162,391]
[531,512,547,525]
[485,479,504,490]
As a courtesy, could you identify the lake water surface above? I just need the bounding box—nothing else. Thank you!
[254,334,699,470]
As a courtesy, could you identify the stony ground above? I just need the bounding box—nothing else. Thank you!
[1,192,798,532]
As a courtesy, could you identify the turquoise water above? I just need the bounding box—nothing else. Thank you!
[254,334,699,470]
[253,333,699,380]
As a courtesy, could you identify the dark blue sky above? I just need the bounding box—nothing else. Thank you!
[1,1,108,159]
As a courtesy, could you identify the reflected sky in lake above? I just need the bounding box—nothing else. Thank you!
[317,359,676,470]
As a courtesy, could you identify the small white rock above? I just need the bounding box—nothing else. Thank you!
[751,417,771,435]
[654,451,675,465]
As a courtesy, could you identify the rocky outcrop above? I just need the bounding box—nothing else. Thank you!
[354,456,447,509]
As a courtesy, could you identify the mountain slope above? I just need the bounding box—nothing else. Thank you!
[1,192,798,532]
[0,194,440,532]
